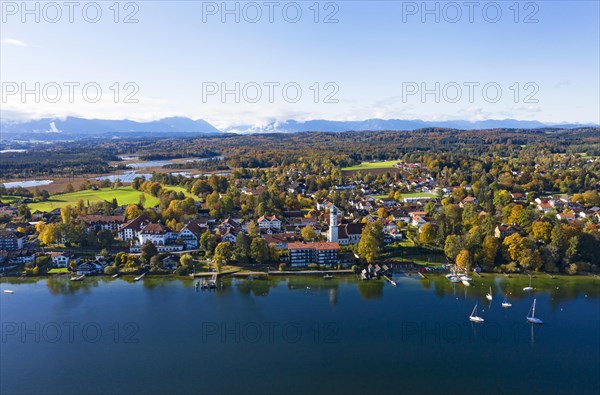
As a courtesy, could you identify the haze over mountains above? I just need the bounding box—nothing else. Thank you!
[1,116,597,141]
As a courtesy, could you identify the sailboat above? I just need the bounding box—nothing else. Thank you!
[501,297,512,308]
[486,286,493,301]
[526,299,543,324]
[469,304,484,323]
[523,275,534,292]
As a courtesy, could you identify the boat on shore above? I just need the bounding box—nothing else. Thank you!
[323,274,334,279]
[486,286,493,301]
[462,280,471,287]
[523,275,534,292]
[70,274,85,281]
[134,273,146,281]
[112,273,119,278]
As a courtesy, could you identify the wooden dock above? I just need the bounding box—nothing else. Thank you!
[382,275,397,286]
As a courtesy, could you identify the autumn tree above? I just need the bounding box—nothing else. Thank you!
[455,249,471,270]
[301,225,316,242]
[418,222,436,245]
[358,221,384,263]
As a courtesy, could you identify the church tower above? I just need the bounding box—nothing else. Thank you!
[328,205,339,242]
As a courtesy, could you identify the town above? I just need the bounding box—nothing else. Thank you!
[1,129,599,279]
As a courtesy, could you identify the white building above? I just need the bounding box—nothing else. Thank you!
[327,205,339,243]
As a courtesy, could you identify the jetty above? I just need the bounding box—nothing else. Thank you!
[382,274,397,286]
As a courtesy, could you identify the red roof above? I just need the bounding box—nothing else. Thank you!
[288,242,340,251]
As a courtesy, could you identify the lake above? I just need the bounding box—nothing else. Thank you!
[1,180,53,188]
[1,274,598,395]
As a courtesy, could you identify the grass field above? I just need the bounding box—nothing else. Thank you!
[341,160,398,171]
[163,186,201,201]
[372,191,437,200]
[399,191,437,198]
[26,187,160,212]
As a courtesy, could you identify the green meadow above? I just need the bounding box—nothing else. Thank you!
[341,160,398,171]
[26,187,160,212]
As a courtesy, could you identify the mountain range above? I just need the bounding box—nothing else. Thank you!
[1,116,597,141]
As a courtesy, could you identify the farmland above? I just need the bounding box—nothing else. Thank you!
[341,160,399,171]
[25,187,160,212]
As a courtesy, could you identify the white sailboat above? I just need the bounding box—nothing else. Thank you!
[501,297,512,308]
[523,275,534,292]
[526,299,543,324]
[486,286,493,301]
[469,304,484,323]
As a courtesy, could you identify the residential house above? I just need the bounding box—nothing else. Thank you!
[178,220,206,249]
[50,252,72,268]
[161,256,179,270]
[257,215,281,232]
[118,215,150,241]
[494,224,522,239]
[220,227,238,243]
[0,230,26,251]
[287,242,340,267]
[76,260,105,276]
[556,212,576,222]
[82,215,126,232]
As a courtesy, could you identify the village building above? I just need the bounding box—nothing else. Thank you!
[287,242,340,267]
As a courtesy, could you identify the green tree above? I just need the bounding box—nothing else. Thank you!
[235,233,251,264]
[444,235,464,261]
[214,242,233,265]
[250,238,269,264]
[141,241,158,263]
[180,253,193,269]
[200,232,217,255]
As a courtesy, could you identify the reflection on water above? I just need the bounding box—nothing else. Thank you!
[357,279,384,299]
[1,273,598,395]
[1,274,598,303]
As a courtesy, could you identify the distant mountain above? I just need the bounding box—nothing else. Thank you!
[1,116,597,141]
[225,118,597,134]
[0,116,222,141]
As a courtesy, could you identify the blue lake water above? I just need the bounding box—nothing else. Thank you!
[1,274,598,395]
[1,180,54,188]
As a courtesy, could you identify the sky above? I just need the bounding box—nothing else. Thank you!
[1,0,599,129]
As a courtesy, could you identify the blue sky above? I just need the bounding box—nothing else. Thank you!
[1,1,599,128]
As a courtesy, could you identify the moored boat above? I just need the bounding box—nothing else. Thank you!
[469,304,484,323]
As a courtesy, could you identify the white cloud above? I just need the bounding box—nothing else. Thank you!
[1,38,27,47]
